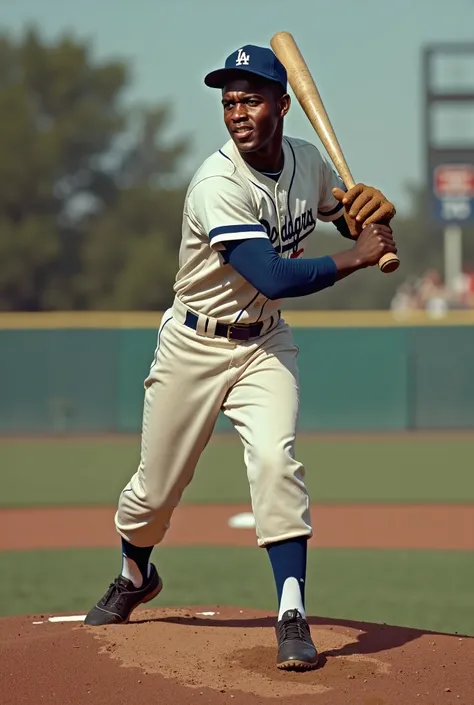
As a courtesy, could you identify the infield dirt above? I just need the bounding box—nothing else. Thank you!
[1,607,473,705]
[2,502,473,703]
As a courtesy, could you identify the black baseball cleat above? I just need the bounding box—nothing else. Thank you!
[84,563,162,626]
[275,609,319,670]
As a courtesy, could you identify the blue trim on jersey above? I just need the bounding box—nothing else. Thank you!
[285,139,297,223]
[209,223,265,240]
[149,316,173,371]
[255,297,269,322]
[233,291,260,323]
[318,202,344,217]
[248,180,278,217]
[247,180,280,253]
[219,149,233,162]
[286,140,298,256]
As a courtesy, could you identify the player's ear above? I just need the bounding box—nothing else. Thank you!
[279,93,291,118]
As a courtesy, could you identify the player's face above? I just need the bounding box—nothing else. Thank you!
[221,78,289,155]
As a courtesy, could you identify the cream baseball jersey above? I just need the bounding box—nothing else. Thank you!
[173,135,345,324]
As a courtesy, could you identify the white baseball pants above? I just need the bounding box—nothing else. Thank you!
[115,297,312,548]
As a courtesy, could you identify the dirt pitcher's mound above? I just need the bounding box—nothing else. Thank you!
[1,608,472,705]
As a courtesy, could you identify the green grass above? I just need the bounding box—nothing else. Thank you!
[2,546,473,636]
[1,435,474,507]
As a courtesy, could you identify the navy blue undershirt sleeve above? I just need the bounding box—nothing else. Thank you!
[224,237,337,300]
[333,214,354,239]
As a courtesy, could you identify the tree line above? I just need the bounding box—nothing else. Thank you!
[1,27,473,311]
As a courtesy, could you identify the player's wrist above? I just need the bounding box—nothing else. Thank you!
[331,249,366,276]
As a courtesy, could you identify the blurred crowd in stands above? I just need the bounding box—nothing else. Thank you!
[390,267,474,317]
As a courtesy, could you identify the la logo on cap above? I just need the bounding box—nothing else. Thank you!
[236,48,250,66]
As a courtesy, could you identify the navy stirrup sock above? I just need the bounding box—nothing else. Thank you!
[121,538,153,587]
[266,536,308,620]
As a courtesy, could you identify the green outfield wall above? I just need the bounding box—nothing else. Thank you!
[1,311,473,433]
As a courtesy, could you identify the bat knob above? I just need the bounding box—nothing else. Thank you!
[379,253,400,274]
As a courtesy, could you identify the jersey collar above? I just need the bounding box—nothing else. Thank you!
[220,137,294,192]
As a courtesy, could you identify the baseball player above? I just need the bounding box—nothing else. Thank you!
[85,44,397,671]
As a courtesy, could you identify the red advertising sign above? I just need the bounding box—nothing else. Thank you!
[434,164,474,198]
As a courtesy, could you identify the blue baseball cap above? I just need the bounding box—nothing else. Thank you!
[204,45,287,91]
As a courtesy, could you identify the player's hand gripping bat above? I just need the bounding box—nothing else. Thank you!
[270,31,400,274]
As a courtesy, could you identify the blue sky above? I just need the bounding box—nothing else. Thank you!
[2,0,473,214]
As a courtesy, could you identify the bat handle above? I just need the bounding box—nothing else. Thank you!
[341,174,400,274]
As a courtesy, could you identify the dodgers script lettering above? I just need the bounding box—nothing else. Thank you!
[260,208,316,255]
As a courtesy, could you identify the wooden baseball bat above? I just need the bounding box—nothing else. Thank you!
[270,31,400,274]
